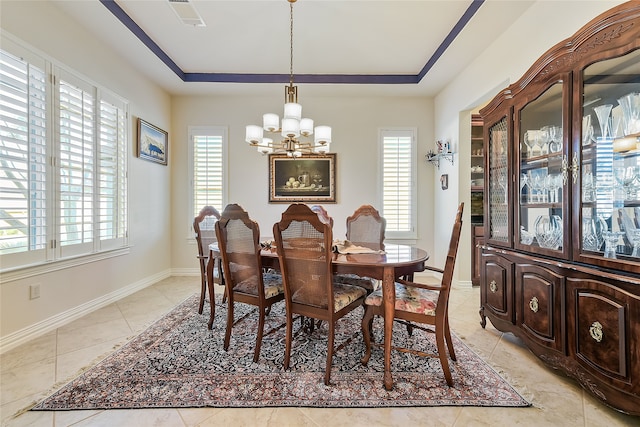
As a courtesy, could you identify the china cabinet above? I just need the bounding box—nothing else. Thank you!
[479,2,640,415]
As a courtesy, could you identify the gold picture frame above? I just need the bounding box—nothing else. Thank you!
[269,153,336,203]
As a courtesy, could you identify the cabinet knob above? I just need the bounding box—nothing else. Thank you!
[529,296,539,313]
[589,321,604,343]
[489,280,498,293]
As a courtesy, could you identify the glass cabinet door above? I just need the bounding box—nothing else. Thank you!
[517,81,567,256]
[486,116,511,246]
[580,48,640,264]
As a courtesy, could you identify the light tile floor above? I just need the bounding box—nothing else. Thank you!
[1,276,639,426]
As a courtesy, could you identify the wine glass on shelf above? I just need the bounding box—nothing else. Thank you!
[602,230,624,259]
[582,115,594,146]
[523,131,535,159]
[520,173,529,204]
[538,127,550,155]
[528,170,543,203]
[547,125,562,153]
[594,104,613,141]
[613,166,638,201]
[546,174,562,203]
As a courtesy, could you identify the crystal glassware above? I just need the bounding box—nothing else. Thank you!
[520,226,535,245]
[613,166,638,200]
[617,92,640,136]
[547,125,562,153]
[520,173,529,203]
[602,230,624,259]
[582,215,607,251]
[594,104,613,140]
[582,115,594,145]
[534,215,563,249]
[523,130,537,158]
[582,171,595,202]
[630,229,640,258]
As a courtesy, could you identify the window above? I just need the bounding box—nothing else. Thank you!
[189,126,226,231]
[380,128,417,240]
[0,38,128,270]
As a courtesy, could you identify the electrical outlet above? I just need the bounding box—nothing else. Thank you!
[29,284,41,300]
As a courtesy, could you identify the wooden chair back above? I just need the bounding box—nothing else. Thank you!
[310,204,334,227]
[437,203,464,312]
[273,203,334,313]
[193,205,221,314]
[215,204,265,299]
[346,204,386,247]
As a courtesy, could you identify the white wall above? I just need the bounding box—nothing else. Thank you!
[433,0,626,284]
[0,1,172,349]
[170,95,435,271]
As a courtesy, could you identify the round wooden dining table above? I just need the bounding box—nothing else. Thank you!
[207,242,429,391]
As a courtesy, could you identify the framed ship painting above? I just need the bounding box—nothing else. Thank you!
[137,118,168,165]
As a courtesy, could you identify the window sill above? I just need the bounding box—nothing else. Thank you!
[0,247,131,284]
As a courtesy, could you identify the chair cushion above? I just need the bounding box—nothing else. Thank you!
[234,272,284,299]
[263,272,285,299]
[332,282,367,312]
[365,282,438,315]
[334,273,377,291]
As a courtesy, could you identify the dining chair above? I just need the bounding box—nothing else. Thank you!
[194,205,221,314]
[215,204,285,361]
[361,202,464,386]
[346,204,386,248]
[273,203,367,385]
[334,204,387,292]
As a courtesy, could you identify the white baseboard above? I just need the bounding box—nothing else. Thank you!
[0,269,171,354]
[171,268,200,276]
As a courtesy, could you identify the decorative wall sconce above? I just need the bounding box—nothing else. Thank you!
[426,139,455,168]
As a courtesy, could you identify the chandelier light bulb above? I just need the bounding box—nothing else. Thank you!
[245,125,263,144]
[299,118,314,136]
[258,138,274,154]
[314,125,332,144]
[281,117,300,138]
[263,114,279,132]
[284,102,302,120]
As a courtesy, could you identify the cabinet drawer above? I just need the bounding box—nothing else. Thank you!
[481,253,514,323]
[516,264,564,351]
[567,277,639,387]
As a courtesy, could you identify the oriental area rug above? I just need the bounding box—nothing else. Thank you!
[33,294,530,410]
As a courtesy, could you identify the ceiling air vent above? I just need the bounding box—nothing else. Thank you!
[168,0,206,27]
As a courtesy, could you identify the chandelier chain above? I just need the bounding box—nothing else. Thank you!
[289,1,294,86]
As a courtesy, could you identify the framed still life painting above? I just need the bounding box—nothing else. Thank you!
[268,153,336,203]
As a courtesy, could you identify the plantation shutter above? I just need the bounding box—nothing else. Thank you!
[98,95,127,250]
[56,71,95,257]
[381,129,416,239]
[191,127,225,220]
[0,48,48,265]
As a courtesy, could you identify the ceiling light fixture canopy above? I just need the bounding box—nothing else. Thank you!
[245,0,332,157]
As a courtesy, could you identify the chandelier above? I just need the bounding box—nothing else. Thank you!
[245,0,332,157]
